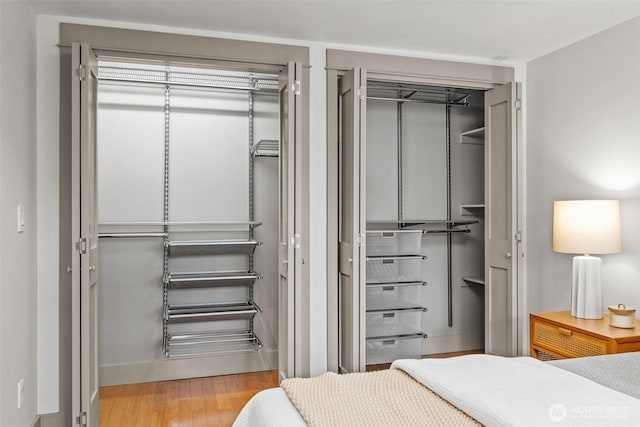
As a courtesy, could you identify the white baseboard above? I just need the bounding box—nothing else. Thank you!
[99,349,277,386]
[421,332,484,355]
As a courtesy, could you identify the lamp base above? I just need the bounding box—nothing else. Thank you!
[571,255,603,319]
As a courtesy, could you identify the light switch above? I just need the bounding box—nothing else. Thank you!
[17,205,24,233]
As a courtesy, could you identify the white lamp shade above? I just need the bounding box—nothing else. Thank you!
[553,200,622,255]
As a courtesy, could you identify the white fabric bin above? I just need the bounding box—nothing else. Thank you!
[366,256,424,283]
[366,308,423,337]
[366,282,425,311]
[366,230,423,257]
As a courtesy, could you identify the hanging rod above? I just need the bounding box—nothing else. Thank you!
[99,221,263,227]
[98,232,168,238]
[366,95,468,107]
[425,228,471,234]
[99,76,277,93]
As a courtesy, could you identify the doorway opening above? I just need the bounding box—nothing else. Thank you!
[331,64,518,373]
[95,59,281,384]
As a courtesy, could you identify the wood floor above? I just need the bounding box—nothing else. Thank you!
[99,370,278,427]
[100,350,483,426]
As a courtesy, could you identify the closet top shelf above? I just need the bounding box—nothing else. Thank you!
[99,64,279,93]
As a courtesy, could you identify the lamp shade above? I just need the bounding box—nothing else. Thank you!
[553,200,622,255]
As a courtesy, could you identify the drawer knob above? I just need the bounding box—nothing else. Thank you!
[558,327,573,337]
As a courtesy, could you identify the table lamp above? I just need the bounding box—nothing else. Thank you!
[552,200,622,319]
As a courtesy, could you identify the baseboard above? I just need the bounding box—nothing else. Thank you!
[421,332,484,355]
[99,349,277,386]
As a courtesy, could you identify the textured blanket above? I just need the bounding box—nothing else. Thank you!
[281,368,480,426]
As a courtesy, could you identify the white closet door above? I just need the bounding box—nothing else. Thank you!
[338,68,367,373]
[485,83,518,357]
[71,42,100,427]
[278,61,302,380]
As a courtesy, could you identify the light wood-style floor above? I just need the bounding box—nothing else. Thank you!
[100,350,483,427]
[99,370,278,427]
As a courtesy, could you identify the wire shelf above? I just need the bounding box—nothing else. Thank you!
[98,63,279,92]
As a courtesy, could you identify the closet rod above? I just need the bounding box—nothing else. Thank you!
[99,221,263,227]
[425,228,471,234]
[98,232,168,238]
[366,96,469,107]
[99,76,278,93]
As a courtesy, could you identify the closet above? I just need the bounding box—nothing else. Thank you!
[327,50,520,373]
[363,81,486,366]
[96,61,280,382]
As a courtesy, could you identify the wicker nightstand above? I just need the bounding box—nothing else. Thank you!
[530,311,640,361]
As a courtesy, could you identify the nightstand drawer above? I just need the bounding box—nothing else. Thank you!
[532,320,608,357]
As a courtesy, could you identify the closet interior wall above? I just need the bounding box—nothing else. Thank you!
[365,81,485,361]
[96,61,279,385]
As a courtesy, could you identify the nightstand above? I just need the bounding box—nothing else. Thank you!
[530,311,640,361]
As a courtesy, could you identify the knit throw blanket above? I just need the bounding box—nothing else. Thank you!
[281,369,480,426]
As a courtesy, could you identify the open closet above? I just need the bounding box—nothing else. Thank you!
[63,26,310,424]
[96,62,280,371]
[363,81,486,365]
[327,50,521,373]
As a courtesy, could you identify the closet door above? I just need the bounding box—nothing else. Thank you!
[71,42,100,427]
[278,61,302,380]
[338,68,367,373]
[485,83,517,357]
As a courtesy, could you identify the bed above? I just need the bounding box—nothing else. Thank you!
[233,352,640,426]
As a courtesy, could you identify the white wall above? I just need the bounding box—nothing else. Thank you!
[526,17,640,323]
[0,2,38,426]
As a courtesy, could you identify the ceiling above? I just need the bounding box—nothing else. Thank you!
[28,0,640,61]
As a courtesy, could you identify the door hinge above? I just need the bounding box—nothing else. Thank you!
[292,80,301,96]
[75,237,87,255]
[75,65,87,81]
[514,231,522,243]
[514,99,522,111]
[75,411,87,426]
[358,86,366,100]
[355,232,366,247]
[293,233,301,249]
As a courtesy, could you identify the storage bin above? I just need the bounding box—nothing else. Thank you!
[366,334,424,364]
[366,282,425,311]
[366,230,423,257]
[366,256,424,283]
[366,308,424,337]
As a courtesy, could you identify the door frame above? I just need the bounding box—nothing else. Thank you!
[62,24,311,417]
[326,49,524,371]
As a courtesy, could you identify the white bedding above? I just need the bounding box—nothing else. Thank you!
[233,387,306,426]
[234,355,640,426]
[393,355,640,427]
